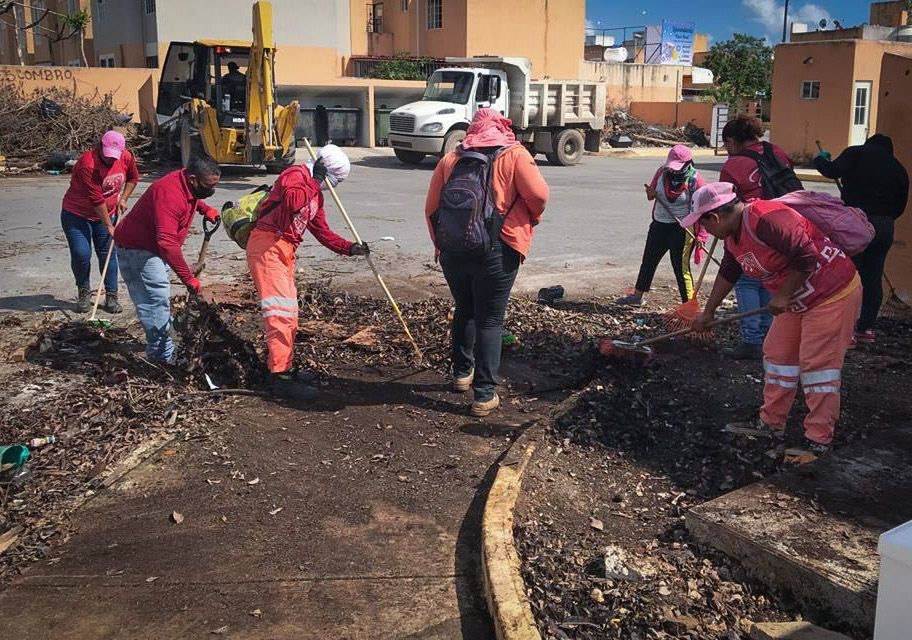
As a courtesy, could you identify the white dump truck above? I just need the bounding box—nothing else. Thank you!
[388,56,605,166]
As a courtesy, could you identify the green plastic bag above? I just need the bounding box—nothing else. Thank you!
[0,444,29,476]
[221,188,271,249]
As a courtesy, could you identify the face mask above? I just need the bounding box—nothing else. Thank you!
[189,179,216,199]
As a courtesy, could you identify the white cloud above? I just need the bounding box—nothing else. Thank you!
[742,0,832,39]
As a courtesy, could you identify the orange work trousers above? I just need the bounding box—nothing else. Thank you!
[761,281,862,445]
[246,228,298,374]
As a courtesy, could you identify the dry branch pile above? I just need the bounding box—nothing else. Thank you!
[0,84,148,170]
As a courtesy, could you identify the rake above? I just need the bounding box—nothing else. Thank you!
[664,235,719,332]
[300,137,423,362]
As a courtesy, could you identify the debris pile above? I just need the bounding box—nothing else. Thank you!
[0,319,224,584]
[514,301,912,639]
[603,108,711,148]
[0,84,150,173]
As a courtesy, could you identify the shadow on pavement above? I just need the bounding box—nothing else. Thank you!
[0,294,76,312]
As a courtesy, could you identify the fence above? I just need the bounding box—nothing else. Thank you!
[347,56,446,80]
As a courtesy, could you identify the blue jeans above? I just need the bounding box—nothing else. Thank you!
[734,275,772,345]
[60,209,118,292]
[117,248,174,363]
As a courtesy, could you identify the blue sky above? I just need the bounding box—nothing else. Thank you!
[585,0,869,44]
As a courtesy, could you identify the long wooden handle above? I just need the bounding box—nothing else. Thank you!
[691,235,719,295]
[88,240,116,321]
[300,138,423,361]
[637,306,771,348]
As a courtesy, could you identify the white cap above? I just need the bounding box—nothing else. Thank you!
[309,144,350,190]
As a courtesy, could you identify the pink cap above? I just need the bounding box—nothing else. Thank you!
[664,144,693,171]
[100,130,125,159]
[680,182,738,227]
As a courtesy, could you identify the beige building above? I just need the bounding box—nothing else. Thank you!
[0,0,94,67]
[770,1,912,161]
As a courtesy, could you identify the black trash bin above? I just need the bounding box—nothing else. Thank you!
[296,108,317,145]
[326,107,361,146]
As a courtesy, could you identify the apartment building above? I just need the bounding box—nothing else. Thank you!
[0,0,93,66]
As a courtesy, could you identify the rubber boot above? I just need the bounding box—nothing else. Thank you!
[271,372,319,401]
[75,287,91,313]
[104,291,123,314]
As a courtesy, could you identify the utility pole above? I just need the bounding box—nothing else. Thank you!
[781,0,790,43]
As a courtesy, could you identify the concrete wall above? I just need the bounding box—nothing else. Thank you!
[465,0,584,79]
[770,40,866,161]
[92,0,146,67]
[792,25,894,43]
[580,62,683,105]
[870,1,909,27]
[0,64,156,124]
[629,101,714,132]
[877,53,912,302]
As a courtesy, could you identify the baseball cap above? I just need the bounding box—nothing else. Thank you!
[100,130,125,159]
[664,144,693,171]
[680,182,739,228]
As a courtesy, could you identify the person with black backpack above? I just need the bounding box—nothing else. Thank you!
[719,114,804,360]
[424,109,550,417]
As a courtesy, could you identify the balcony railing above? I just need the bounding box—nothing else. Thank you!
[348,56,447,81]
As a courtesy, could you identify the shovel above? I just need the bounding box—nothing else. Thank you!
[192,215,221,276]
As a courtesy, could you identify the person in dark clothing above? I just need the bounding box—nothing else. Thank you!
[815,134,909,342]
[221,62,246,112]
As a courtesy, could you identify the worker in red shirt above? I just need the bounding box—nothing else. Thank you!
[689,183,861,461]
[717,114,797,360]
[113,156,221,364]
[245,144,368,399]
[60,130,139,313]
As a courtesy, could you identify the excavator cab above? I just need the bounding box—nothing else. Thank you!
[155,1,298,173]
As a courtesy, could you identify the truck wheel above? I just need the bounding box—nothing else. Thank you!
[551,128,585,166]
[394,149,426,165]
[442,129,466,155]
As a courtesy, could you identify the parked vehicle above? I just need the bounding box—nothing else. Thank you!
[388,57,605,166]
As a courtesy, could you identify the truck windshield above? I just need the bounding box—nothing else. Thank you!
[423,71,474,104]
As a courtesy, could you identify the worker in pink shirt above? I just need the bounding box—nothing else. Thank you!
[113,156,221,364]
[60,130,139,313]
[689,183,861,461]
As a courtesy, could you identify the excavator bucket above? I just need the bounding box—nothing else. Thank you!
[274,100,300,158]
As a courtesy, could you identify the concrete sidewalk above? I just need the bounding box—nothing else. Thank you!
[0,365,552,639]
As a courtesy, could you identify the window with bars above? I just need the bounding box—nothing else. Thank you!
[145,0,156,14]
[800,80,819,99]
[401,0,408,10]
[427,0,442,29]
[853,86,869,125]
[367,2,383,33]
[99,54,115,67]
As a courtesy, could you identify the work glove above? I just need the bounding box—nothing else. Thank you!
[349,242,370,256]
[816,150,831,161]
[311,158,328,185]
[186,277,201,296]
[204,208,220,224]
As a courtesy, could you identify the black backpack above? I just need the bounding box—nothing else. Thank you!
[735,141,804,198]
[431,147,510,256]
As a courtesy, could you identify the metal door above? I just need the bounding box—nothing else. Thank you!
[851,81,872,146]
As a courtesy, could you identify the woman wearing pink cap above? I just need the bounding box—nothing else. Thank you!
[688,182,861,460]
[60,130,139,313]
[617,145,706,305]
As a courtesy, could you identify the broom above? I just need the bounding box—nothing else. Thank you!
[300,138,423,362]
[664,235,719,331]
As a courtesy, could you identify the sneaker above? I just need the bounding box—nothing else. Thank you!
[286,367,319,384]
[271,373,319,401]
[723,342,763,360]
[75,287,91,313]
[453,369,474,392]
[724,417,785,440]
[854,330,876,344]
[616,293,644,306]
[103,291,123,314]
[471,393,500,417]
[785,438,831,463]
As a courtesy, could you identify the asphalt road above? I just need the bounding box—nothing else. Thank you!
[0,149,837,312]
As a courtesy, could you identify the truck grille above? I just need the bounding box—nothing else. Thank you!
[390,113,416,133]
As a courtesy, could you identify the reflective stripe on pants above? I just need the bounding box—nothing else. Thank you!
[247,228,298,374]
[760,284,861,445]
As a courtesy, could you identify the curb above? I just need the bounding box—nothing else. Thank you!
[481,428,542,640]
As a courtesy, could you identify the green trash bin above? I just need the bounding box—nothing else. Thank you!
[375,108,392,147]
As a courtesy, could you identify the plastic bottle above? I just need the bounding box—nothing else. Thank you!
[28,435,57,449]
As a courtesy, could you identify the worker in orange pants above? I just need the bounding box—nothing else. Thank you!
[246,145,368,399]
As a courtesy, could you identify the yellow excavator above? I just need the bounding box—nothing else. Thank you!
[155,1,298,173]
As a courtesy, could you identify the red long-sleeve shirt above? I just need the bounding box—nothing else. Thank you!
[114,169,218,289]
[254,165,353,255]
[61,148,139,220]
